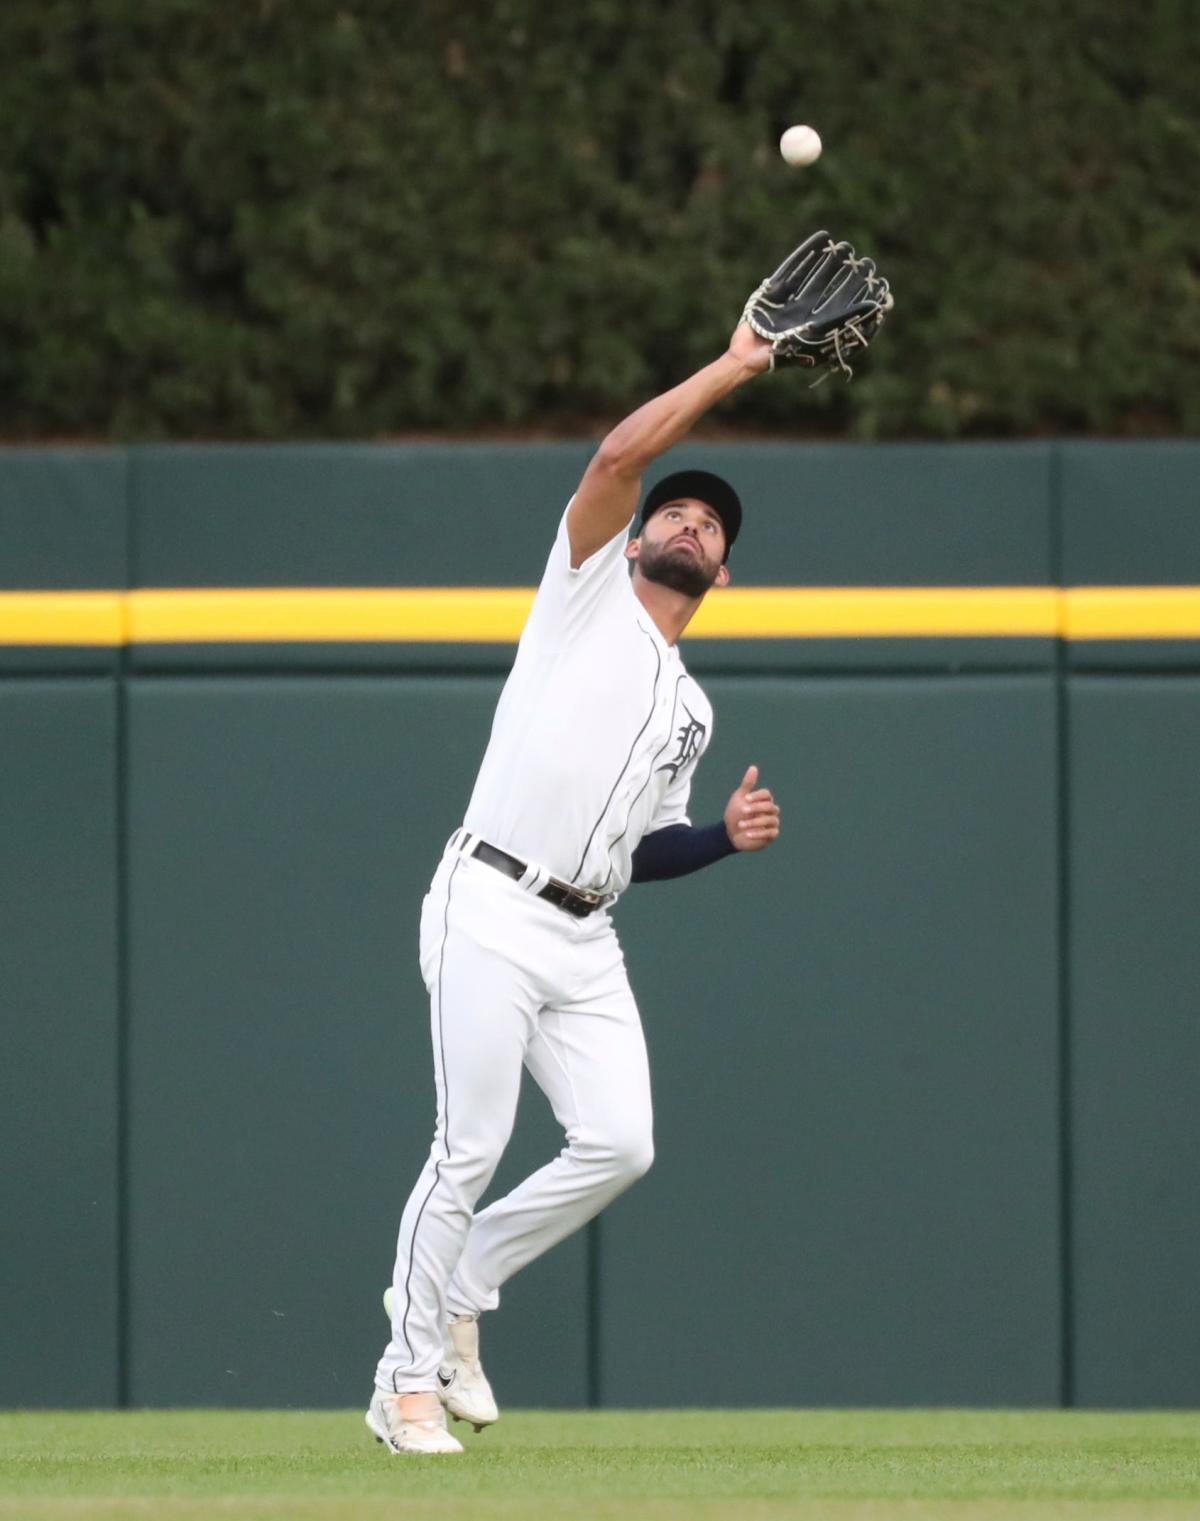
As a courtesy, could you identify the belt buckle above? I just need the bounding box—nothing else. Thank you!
[550,875,602,909]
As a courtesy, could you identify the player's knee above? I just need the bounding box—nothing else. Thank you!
[570,1118,654,1186]
[442,1127,510,1199]
[610,1128,655,1185]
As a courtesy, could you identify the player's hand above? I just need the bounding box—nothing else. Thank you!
[724,765,780,852]
[728,320,773,376]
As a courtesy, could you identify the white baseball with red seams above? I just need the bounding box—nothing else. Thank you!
[780,125,822,167]
[374,504,713,1397]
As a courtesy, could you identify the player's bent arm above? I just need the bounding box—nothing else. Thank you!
[567,326,770,568]
[631,782,781,880]
[629,823,737,883]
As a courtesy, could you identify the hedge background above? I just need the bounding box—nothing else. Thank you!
[1,0,1198,441]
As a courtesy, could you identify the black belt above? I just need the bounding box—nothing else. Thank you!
[468,839,605,919]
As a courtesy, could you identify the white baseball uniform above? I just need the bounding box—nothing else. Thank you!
[375,502,713,1394]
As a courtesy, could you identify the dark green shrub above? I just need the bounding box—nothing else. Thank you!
[1,0,1197,439]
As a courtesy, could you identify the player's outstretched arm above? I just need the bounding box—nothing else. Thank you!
[567,323,770,568]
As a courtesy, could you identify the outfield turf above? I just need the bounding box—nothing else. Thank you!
[2,1409,1199,1520]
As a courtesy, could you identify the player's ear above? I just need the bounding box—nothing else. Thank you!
[714,563,731,589]
[625,537,640,563]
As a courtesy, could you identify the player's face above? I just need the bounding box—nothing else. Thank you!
[632,500,728,597]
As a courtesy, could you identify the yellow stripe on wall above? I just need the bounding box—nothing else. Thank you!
[127,588,536,644]
[1064,587,1200,641]
[3,586,1200,644]
[690,587,1061,638]
[133,587,1064,641]
[0,591,126,645]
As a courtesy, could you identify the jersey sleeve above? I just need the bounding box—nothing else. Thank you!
[523,500,634,641]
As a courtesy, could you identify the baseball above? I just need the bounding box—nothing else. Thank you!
[780,125,822,167]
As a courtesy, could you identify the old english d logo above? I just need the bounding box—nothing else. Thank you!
[658,702,706,781]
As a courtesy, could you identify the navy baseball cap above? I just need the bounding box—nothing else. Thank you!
[639,470,742,560]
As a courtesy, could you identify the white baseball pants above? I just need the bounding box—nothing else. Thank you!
[375,836,654,1395]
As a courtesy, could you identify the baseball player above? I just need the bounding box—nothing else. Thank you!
[367,236,891,1454]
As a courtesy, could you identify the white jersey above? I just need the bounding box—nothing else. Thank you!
[462,503,714,897]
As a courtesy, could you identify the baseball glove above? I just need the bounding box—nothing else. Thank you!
[741,231,893,377]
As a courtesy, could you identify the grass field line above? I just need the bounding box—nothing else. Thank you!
[2,1409,1198,1521]
[5,1499,1200,1521]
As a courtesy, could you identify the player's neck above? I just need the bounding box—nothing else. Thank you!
[632,576,704,645]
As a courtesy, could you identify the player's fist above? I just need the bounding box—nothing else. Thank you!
[724,764,781,853]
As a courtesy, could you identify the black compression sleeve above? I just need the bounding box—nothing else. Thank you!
[629,822,737,883]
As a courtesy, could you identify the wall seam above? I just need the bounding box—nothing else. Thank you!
[1050,441,1075,1408]
[585,1216,602,1408]
[114,447,137,1409]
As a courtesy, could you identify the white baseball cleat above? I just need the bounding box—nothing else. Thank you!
[380,1289,500,1433]
[439,1312,500,1432]
[365,1388,463,1455]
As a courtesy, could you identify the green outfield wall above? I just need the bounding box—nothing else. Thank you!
[2,441,1198,1410]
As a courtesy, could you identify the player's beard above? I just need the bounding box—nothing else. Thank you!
[636,539,721,598]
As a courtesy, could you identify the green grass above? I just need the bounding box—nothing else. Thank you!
[2,1409,1199,1520]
